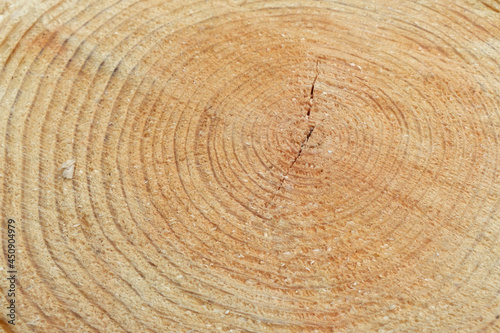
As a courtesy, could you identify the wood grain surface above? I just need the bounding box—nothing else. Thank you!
[0,0,500,332]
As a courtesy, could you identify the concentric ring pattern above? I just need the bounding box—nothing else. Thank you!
[1,0,500,331]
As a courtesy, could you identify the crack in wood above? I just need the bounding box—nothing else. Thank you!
[306,60,319,118]
[268,61,319,207]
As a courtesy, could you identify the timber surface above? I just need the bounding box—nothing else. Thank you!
[0,0,500,332]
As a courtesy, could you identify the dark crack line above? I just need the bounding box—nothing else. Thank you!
[269,125,315,205]
[306,60,319,118]
[268,61,319,206]
[287,125,315,173]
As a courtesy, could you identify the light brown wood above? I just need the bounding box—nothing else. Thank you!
[1,0,500,331]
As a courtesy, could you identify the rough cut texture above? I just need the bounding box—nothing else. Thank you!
[0,0,499,332]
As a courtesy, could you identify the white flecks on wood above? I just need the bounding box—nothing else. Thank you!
[61,159,76,179]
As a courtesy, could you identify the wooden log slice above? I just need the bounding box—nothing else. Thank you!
[0,0,499,331]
